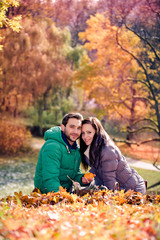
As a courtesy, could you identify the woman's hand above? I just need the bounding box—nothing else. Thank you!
[82,176,91,185]
[82,173,96,185]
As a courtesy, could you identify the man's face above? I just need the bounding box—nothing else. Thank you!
[61,118,82,145]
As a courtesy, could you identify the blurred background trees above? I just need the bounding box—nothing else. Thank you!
[76,0,160,145]
[0,0,159,154]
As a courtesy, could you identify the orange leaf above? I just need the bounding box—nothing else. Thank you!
[59,186,66,192]
[3,219,22,231]
[84,173,96,180]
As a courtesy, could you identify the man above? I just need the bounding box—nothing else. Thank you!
[34,113,90,193]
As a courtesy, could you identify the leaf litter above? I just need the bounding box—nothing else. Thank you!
[0,187,159,239]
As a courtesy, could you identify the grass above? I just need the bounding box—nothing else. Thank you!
[133,167,160,194]
[0,151,39,199]
[117,142,160,194]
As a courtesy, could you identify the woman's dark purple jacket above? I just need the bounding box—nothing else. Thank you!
[84,138,146,194]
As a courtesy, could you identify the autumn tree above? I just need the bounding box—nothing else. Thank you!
[117,0,160,144]
[76,0,160,144]
[0,0,21,33]
[51,0,98,47]
[0,16,85,129]
[6,0,98,47]
[0,0,21,92]
[6,0,54,19]
[77,15,148,132]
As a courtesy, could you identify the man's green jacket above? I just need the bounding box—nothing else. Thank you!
[34,126,84,193]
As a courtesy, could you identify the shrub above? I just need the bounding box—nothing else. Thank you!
[0,120,31,154]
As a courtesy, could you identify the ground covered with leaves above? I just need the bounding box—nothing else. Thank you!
[0,188,160,240]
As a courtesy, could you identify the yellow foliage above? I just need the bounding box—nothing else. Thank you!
[76,12,151,123]
[0,0,21,50]
[7,16,22,32]
[0,1,21,29]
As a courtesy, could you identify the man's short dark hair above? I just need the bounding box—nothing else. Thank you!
[62,113,83,126]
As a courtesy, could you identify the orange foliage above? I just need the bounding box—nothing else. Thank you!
[77,13,150,124]
[59,186,67,192]
[0,189,159,239]
[1,188,160,208]
[0,120,31,154]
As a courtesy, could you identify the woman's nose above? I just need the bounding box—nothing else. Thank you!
[83,135,87,141]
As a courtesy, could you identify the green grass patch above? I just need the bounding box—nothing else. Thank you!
[0,150,39,199]
[134,167,160,194]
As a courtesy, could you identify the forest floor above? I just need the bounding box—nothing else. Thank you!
[117,142,160,163]
[117,142,160,171]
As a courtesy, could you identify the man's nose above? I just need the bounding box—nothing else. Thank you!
[74,128,79,134]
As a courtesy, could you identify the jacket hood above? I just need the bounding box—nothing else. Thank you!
[44,126,64,145]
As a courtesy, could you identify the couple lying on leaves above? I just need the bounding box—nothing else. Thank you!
[34,113,146,195]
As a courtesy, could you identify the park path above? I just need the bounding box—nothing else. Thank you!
[126,157,159,172]
[31,138,160,172]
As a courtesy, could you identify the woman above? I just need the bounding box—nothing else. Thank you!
[80,117,146,195]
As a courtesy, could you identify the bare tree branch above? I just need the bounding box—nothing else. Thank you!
[139,138,160,144]
[126,77,150,89]
[116,30,160,136]
[132,118,158,128]
[146,0,160,19]
[113,138,138,145]
[125,24,160,61]
[128,126,159,135]
[113,137,160,146]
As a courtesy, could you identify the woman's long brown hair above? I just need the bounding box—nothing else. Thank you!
[80,117,109,170]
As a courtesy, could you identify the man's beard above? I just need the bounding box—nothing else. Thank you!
[63,129,77,143]
[66,134,75,143]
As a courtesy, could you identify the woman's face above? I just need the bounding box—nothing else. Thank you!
[81,123,96,146]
